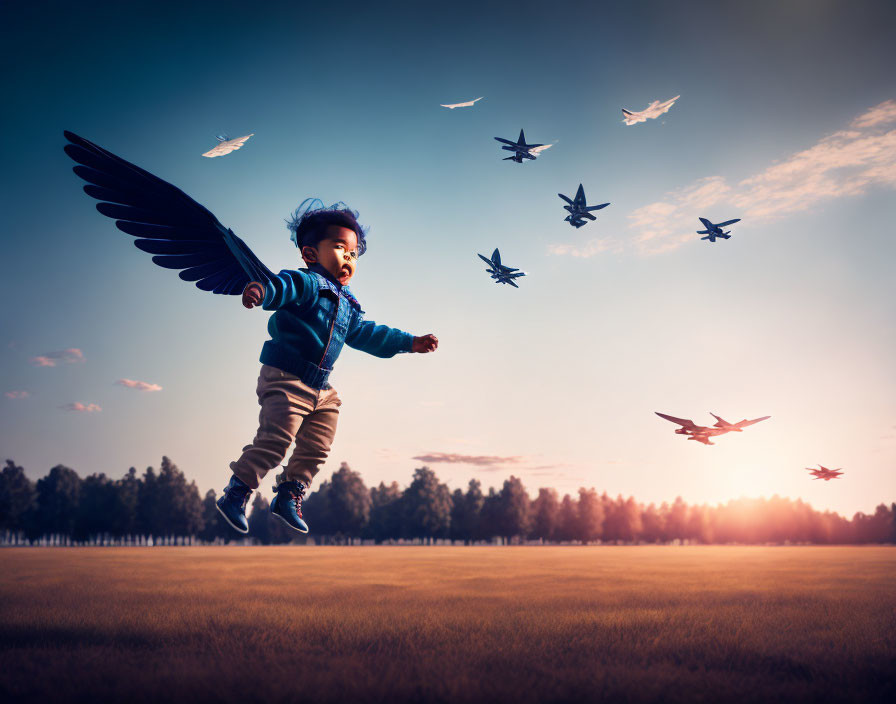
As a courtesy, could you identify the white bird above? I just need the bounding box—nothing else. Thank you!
[440,97,484,109]
[621,96,680,125]
[202,133,254,157]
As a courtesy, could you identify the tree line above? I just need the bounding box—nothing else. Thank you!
[1,458,894,545]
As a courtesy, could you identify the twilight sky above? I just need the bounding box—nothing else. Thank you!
[2,0,895,517]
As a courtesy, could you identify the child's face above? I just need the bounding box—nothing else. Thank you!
[302,226,359,285]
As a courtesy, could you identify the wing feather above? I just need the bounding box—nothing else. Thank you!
[64,131,273,294]
[655,411,697,428]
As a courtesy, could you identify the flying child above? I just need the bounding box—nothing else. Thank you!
[62,132,438,535]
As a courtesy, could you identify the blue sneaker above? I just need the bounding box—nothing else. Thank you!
[271,480,309,533]
[216,475,252,534]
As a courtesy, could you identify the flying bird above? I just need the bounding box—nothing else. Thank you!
[477,248,526,287]
[621,95,680,125]
[494,129,544,163]
[558,184,609,228]
[806,465,844,481]
[655,411,770,446]
[202,133,254,158]
[440,97,484,109]
[697,217,741,242]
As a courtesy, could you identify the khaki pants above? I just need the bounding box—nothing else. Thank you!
[230,364,341,489]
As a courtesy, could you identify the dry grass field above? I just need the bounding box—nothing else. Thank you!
[1,546,894,703]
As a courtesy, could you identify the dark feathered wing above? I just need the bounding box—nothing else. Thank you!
[63,131,274,295]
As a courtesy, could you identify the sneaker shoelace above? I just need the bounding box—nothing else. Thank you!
[288,484,306,518]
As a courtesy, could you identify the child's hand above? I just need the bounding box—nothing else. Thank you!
[412,334,438,353]
[242,281,264,309]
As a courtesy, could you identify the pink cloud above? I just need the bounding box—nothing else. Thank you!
[4,390,30,399]
[547,236,623,258]
[115,378,163,392]
[30,348,85,367]
[851,99,896,129]
[60,402,101,412]
[412,452,526,467]
[548,99,896,257]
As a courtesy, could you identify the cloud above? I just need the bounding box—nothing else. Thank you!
[634,100,896,253]
[30,348,85,367]
[622,95,680,125]
[60,402,101,412]
[412,452,526,468]
[552,99,896,257]
[851,99,896,129]
[115,378,163,392]
[4,390,30,399]
[547,236,623,258]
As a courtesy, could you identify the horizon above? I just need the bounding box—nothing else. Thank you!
[5,455,889,522]
[2,0,895,518]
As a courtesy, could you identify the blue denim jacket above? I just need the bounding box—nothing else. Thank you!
[258,266,414,390]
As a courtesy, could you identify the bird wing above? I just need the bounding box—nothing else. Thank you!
[202,133,253,158]
[64,131,274,295]
[734,415,771,428]
[655,412,697,429]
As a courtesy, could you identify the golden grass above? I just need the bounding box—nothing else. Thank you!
[1,546,894,703]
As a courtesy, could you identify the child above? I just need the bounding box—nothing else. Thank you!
[215,200,438,534]
[61,134,436,535]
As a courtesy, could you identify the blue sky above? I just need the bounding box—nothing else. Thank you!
[2,0,895,516]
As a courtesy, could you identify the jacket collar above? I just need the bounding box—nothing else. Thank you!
[306,264,363,312]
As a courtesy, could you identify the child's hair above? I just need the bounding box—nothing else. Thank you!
[286,198,368,256]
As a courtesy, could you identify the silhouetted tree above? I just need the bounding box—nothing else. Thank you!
[74,473,118,541]
[199,489,227,543]
[0,460,35,535]
[555,494,578,542]
[686,503,712,544]
[641,503,665,543]
[327,462,371,539]
[664,496,689,541]
[495,476,532,540]
[111,467,140,537]
[577,489,604,543]
[248,494,273,544]
[367,481,402,542]
[136,458,203,539]
[852,503,894,543]
[303,480,333,536]
[450,479,484,543]
[400,467,452,539]
[32,465,82,539]
[530,488,559,542]
[479,487,501,540]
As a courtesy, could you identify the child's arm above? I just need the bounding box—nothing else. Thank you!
[242,271,317,311]
[346,316,438,357]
